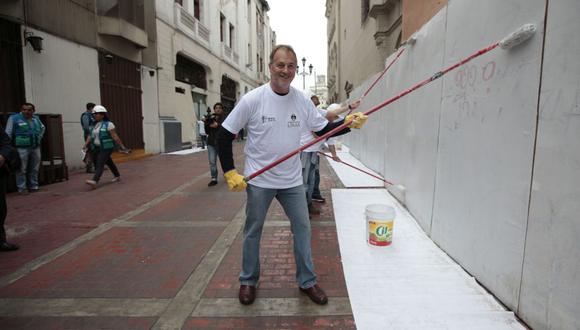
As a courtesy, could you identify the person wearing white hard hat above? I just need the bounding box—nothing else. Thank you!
[83,105,130,188]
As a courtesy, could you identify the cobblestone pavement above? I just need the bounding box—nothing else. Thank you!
[0,143,355,329]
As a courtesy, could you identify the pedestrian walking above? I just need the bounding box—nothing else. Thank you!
[81,102,96,173]
[197,118,207,149]
[83,105,130,188]
[204,103,225,186]
[5,102,45,195]
[216,44,367,306]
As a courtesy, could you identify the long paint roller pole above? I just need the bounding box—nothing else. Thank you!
[361,48,406,100]
[244,24,537,182]
[344,47,407,116]
[317,152,394,185]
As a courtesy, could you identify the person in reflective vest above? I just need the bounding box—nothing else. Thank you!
[4,102,45,194]
[82,105,130,188]
[80,102,96,173]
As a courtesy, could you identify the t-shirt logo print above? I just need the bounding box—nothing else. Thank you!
[287,113,300,128]
[262,115,276,124]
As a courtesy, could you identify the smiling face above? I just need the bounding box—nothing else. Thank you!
[269,47,297,94]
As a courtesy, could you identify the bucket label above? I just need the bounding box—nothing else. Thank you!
[368,219,393,246]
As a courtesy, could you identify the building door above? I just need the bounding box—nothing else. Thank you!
[192,92,207,120]
[98,52,144,149]
[0,18,25,119]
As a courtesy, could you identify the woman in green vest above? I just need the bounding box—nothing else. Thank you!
[83,105,130,188]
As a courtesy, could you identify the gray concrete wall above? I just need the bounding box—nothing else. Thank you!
[342,1,579,328]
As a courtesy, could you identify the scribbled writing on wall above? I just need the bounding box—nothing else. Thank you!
[452,61,498,117]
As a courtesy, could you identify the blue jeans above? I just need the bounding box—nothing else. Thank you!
[207,144,218,180]
[313,168,321,197]
[240,184,317,289]
[300,151,319,205]
[16,147,41,192]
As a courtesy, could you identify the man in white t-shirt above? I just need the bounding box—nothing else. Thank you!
[216,44,367,306]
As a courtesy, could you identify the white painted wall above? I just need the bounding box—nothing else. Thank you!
[22,27,101,169]
[341,1,579,328]
[433,0,544,311]
[519,1,580,329]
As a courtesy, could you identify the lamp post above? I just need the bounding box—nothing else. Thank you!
[297,57,313,90]
[313,69,317,95]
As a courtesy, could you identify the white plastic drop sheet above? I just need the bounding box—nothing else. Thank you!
[332,188,524,329]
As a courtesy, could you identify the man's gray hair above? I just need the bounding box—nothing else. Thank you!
[269,44,297,64]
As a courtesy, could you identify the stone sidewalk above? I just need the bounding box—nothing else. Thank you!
[0,143,355,329]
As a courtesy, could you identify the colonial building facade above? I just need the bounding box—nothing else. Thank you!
[326,0,446,103]
[0,0,274,170]
[155,0,274,150]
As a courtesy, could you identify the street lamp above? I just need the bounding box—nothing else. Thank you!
[313,69,317,95]
[297,57,313,90]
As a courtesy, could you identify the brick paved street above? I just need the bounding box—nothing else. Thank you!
[0,143,355,329]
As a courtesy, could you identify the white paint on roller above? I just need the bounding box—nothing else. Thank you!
[331,148,525,329]
[499,23,537,49]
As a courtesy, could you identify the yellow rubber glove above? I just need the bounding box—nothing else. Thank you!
[345,112,368,129]
[224,169,247,192]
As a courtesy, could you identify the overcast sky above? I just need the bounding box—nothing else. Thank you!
[266,0,328,91]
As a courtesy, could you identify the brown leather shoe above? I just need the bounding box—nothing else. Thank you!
[239,285,256,305]
[300,284,328,305]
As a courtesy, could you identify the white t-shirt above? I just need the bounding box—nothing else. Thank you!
[222,84,328,189]
[197,120,206,135]
[91,121,115,146]
[300,108,328,152]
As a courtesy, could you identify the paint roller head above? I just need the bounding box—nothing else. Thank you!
[499,24,536,49]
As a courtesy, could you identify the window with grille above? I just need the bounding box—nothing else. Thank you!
[175,55,207,89]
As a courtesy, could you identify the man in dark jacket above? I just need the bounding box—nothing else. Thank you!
[0,128,19,251]
[204,103,225,186]
[80,102,96,172]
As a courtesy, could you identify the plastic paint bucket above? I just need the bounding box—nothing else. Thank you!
[365,204,396,246]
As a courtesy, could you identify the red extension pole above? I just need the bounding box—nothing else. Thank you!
[317,152,393,185]
[244,42,500,182]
